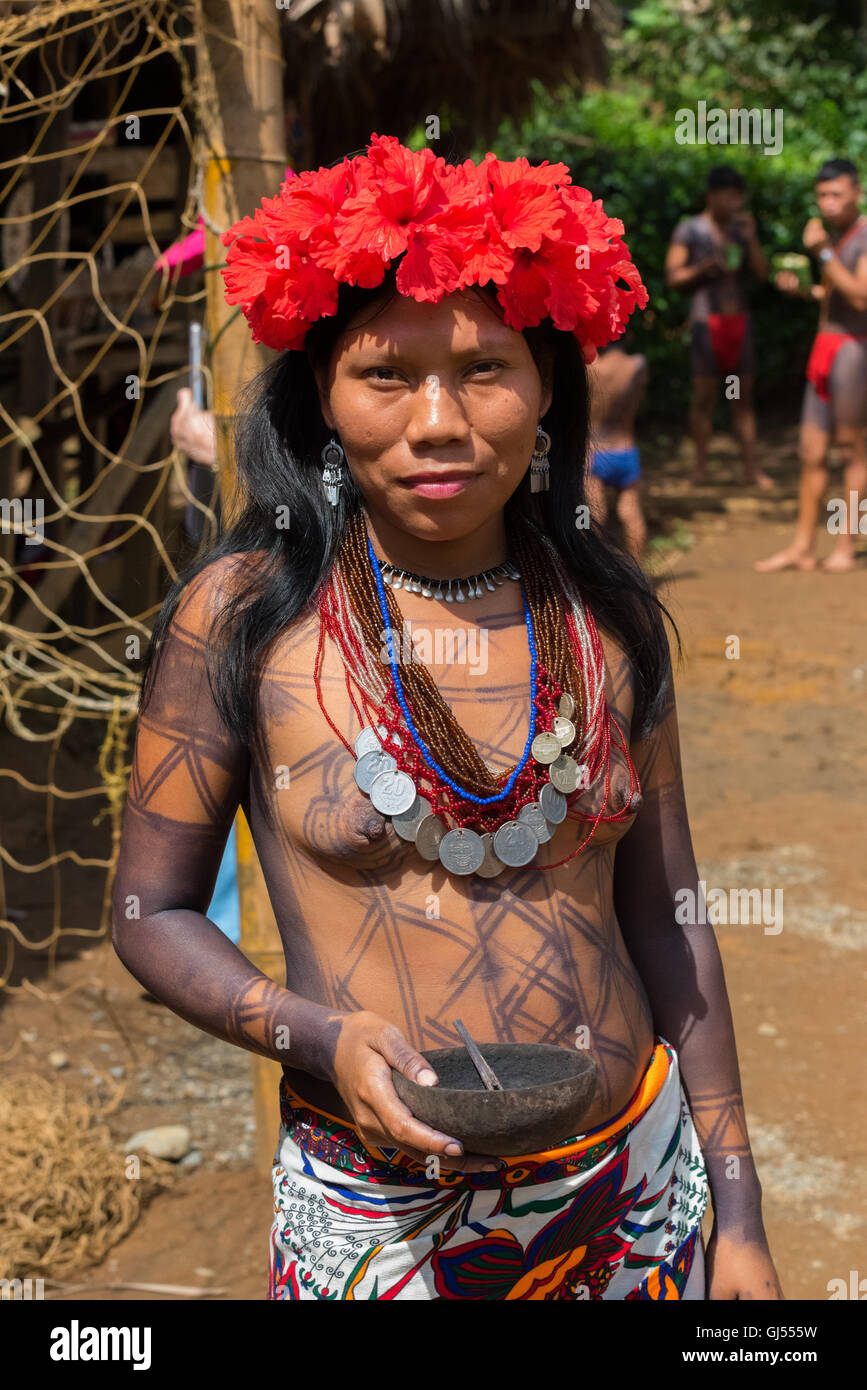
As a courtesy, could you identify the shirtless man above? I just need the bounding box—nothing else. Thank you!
[586,342,648,561]
[755,158,867,573]
[666,166,773,490]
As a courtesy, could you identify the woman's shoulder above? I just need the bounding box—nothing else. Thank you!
[194,547,270,596]
[593,612,673,738]
[595,621,630,668]
[173,549,270,636]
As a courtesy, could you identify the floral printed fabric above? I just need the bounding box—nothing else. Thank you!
[268,1037,708,1301]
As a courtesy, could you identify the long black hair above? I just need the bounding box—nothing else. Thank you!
[141,269,679,771]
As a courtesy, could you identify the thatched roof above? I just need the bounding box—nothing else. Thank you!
[281,0,615,166]
[0,2,615,169]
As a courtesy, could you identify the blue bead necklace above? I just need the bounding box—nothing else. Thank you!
[367,530,539,807]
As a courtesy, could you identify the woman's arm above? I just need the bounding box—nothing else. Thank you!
[613,673,783,1298]
[111,558,343,1081]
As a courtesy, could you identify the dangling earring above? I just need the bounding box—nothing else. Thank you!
[529,427,551,493]
[321,437,345,507]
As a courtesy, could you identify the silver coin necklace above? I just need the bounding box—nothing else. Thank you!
[348,534,597,880]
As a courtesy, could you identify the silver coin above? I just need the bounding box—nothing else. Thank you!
[415,814,447,860]
[553,716,576,748]
[370,770,417,816]
[475,833,505,878]
[438,827,486,875]
[530,731,561,764]
[539,782,568,824]
[353,726,376,758]
[353,749,397,793]
[392,794,433,842]
[549,753,580,794]
[353,725,385,758]
[492,820,539,867]
[517,801,554,843]
[558,692,575,720]
[354,725,402,758]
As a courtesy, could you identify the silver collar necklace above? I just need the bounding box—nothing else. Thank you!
[375,554,520,602]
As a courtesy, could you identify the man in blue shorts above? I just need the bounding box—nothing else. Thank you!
[586,342,648,561]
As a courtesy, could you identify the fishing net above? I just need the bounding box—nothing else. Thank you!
[0,0,214,990]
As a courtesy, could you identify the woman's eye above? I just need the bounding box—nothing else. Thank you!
[363,361,502,382]
[365,366,401,381]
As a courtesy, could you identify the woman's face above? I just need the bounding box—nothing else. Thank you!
[312,288,552,544]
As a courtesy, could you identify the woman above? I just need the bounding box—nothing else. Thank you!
[112,135,782,1301]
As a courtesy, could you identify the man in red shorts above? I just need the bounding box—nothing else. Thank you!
[756,158,867,572]
[666,166,773,490]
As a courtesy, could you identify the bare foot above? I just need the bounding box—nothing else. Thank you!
[753,548,818,572]
[819,551,857,572]
[744,469,775,492]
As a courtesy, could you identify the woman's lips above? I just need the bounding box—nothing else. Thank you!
[400,473,478,498]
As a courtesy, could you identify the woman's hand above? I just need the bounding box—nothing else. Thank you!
[170,388,217,466]
[705,1222,784,1299]
[331,1010,501,1174]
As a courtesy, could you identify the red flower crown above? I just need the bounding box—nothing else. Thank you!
[220,133,648,362]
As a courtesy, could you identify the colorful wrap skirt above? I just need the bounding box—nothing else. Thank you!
[268,1036,708,1301]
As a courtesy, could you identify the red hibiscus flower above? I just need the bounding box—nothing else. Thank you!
[219,133,648,354]
[333,134,448,266]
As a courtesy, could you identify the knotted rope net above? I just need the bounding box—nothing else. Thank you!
[0,0,218,990]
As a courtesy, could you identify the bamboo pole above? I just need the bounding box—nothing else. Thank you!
[235,810,287,1176]
[195,0,287,1177]
[195,0,286,513]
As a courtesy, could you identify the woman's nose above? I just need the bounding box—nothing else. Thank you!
[404,374,470,446]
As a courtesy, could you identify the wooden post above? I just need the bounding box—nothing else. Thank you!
[195,0,287,1176]
[196,0,286,520]
[235,810,286,1176]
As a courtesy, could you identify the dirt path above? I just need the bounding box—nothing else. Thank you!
[650,460,867,1301]
[2,423,864,1300]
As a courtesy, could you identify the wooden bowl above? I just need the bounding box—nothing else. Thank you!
[392,1043,598,1157]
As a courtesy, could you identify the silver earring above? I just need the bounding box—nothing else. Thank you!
[529,427,551,493]
[321,437,345,507]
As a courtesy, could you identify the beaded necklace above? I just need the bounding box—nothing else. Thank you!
[370,529,540,808]
[314,508,639,877]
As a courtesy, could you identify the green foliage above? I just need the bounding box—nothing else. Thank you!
[478,1,867,420]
